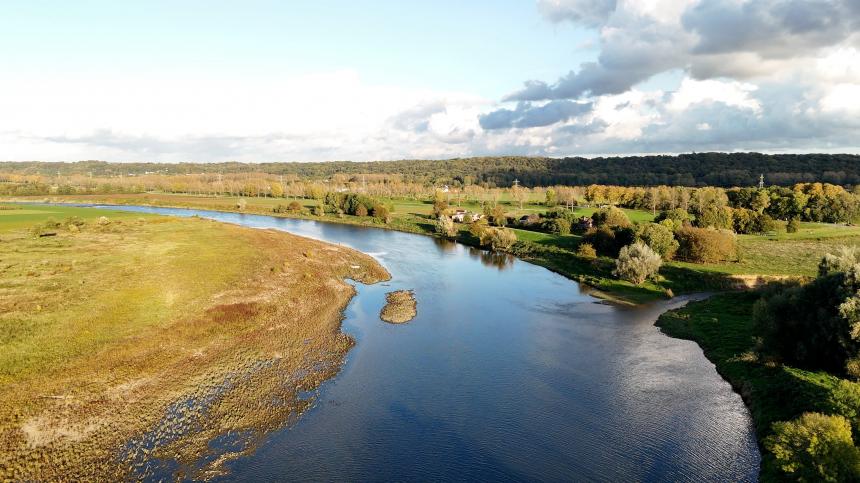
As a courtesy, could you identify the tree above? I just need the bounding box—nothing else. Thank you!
[765,413,860,482]
[435,215,457,237]
[692,187,733,230]
[487,227,517,251]
[591,206,630,228]
[637,223,679,260]
[545,188,557,207]
[754,250,860,374]
[490,205,507,227]
[511,185,528,209]
[654,208,691,231]
[542,218,571,235]
[613,242,662,285]
[270,182,285,198]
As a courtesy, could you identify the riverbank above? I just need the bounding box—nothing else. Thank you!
[2,193,725,304]
[0,205,390,480]
[657,293,860,481]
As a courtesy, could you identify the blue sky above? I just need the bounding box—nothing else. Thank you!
[1,1,597,98]
[0,1,858,162]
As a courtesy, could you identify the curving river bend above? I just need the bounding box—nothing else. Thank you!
[96,205,760,481]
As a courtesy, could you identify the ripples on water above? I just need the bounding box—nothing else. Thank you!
[93,206,760,482]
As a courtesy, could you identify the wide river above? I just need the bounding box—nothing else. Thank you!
[98,205,760,481]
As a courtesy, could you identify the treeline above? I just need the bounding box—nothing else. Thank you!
[3,152,860,187]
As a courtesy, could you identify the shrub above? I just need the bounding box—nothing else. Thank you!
[371,204,391,223]
[312,206,324,216]
[786,217,800,233]
[583,226,636,257]
[435,215,457,237]
[97,216,111,226]
[613,242,662,285]
[288,201,303,212]
[654,208,691,231]
[236,198,247,211]
[542,218,571,235]
[765,413,860,482]
[637,223,679,260]
[591,206,630,228]
[490,205,507,227]
[674,226,737,263]
[273,204,287,213]
[576,242,597,260]
[487,227,517,251]
[819,246,860,277]
[355,204,369,217]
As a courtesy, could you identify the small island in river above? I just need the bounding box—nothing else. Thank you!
[380,290,418,324]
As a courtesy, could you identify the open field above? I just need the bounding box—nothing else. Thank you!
[0,204,389,480]
[657,293,860,481]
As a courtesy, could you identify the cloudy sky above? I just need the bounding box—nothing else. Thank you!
[1,0,859,162]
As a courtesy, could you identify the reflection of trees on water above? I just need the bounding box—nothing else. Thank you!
[432,237,458,254]
[432,238,514,270]
[468,247,514,271]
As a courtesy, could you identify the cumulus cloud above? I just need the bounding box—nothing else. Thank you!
[479,100,593,129]
[478,0,860,155]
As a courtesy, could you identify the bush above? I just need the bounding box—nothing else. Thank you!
[371,204,391,223]
[542,217,571,235]
[637,223,679,260]
[435,215,457,237]
[613,242,662,285]
[591,206,630,228]
[674,226,737,263]
[654,208,691,231]
[787,217,800,233]
[576,242,597,260]
[288,201,303,212]
[355,204,369,217]
[487,227,517,251]
[312,206,324,216]
[236,198,247,211]
[820,246,860,277]
[582,226,636,257]
[765,413,860,482]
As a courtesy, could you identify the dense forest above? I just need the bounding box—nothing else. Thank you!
[3,153,860,187]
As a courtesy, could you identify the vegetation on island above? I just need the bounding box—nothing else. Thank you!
[379,290,418,324]
[0,204,389,481]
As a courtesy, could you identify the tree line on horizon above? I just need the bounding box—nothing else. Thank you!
[2,152,860,187]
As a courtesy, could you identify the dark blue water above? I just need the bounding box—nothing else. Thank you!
[95,205,760,482]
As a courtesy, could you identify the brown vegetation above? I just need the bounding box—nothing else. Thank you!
[0,216,389,480]
[379,290,417,324]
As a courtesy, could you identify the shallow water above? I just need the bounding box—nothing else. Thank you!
[95,206,760,482]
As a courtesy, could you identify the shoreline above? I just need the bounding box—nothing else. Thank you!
[2,194,675,305]
[0,208,391,481]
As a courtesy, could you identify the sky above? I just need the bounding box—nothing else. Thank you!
[1,0,859,162]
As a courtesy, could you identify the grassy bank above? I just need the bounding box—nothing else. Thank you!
[0,204,389,480]
[657,293,860,481]
[8,192,860,304]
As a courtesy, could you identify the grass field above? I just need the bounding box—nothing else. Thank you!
[0,204,389,480]
[657,293,860,481]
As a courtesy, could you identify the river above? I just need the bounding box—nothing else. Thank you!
[95,205,760,482]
